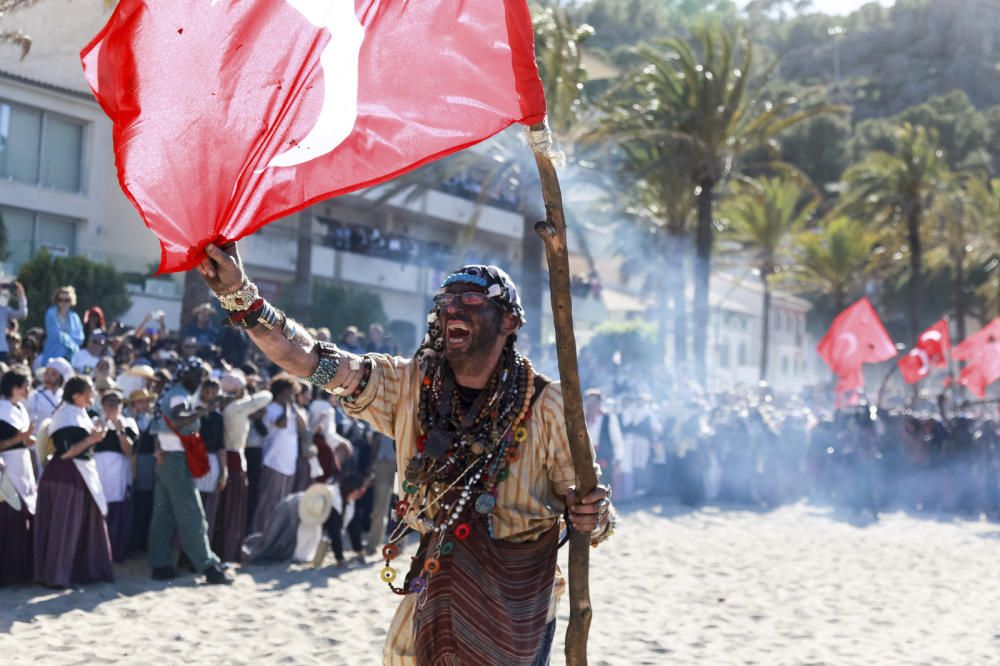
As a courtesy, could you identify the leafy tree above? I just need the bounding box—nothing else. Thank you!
[843,123,948,340]
[602,24,837,385]
[925,174,997,339]
[719,176,817,380]
[277,281,386,338]
[17,250,132,331]
[584,319,659,369]
[787,215,881,314]
[612,141,695,365]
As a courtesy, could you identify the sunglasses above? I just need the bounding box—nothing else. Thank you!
[57,297,72,303]
[433,292,496,310]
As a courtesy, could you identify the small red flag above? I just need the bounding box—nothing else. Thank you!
[81,0,546,273]
[817,298,896,405]
[953,317,1000,398]
[817,298,897,372]
[898,318,951,384]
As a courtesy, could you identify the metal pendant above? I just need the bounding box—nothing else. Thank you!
[474,493,496,514]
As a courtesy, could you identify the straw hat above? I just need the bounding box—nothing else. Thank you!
[127,388,156,404]
[298,483,333,526]
[124,364,157,381]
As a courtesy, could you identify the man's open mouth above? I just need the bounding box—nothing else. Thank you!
[446,320,472,347]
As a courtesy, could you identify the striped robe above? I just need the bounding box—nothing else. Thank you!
[341,353,605,665]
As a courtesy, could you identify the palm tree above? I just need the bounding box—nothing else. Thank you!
[843,123,947,340]
[602,25,839,385]
[614,141,695,365]
[788,215,881,314]
[719,176,817,380]
[926,173,996,340]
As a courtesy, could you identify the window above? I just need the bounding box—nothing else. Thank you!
[0,205,78,272]
[719,342,730,369]
[0,100,84,193]
[738,342,748,366]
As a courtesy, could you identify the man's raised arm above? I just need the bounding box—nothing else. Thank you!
[197,242,368,395]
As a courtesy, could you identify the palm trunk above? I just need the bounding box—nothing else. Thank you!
[521,212,545,348]
[834,287,845,316]
[906,207,922,340]
[666,233,687,364]
[671,263,688,364]
[693,182,714,387]
[294,210,313,322]
[759,272,771,382]
[953,255,967,341]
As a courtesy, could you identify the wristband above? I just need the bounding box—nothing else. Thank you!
[215,277,259,311]
[305,341,343,387]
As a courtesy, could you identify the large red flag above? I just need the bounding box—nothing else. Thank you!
[898,318,951,384]
[952,317,1000,398]
[81,0,546,273]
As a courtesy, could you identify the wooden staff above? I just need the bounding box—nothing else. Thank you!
[527,122,598,666]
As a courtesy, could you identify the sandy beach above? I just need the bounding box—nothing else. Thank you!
[2,501,998,665]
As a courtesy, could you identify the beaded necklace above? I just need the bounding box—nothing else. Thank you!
[380,342,535,597]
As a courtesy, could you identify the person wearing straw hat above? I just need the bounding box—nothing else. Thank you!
[213,370,273,562]
[197,245,616,666]
[126,387,158,552]
[243,474,365,565]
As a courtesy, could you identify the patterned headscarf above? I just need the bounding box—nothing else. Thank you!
[415,265,525,367]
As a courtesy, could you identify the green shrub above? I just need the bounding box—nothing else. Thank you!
[17,250,132,331]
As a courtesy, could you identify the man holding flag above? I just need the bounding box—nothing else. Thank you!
[82,1,612,663]
[197,243,615,665]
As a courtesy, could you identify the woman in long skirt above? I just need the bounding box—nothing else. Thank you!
[0,367,38,585]
[34,376,114,587]
[94,389,137,562]
[252,379,299,534]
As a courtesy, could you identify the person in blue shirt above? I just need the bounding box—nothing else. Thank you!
[39,286,84,368]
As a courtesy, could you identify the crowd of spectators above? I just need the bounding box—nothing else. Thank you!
[0,286,404,588]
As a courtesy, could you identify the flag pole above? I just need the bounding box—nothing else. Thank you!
[527,121,596,666]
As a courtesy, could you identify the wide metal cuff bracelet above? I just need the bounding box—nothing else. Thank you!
[215,278,260,311]
[305,341,342,387]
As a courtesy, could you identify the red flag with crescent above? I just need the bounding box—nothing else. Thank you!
[817,298,897,405]
[952,317,1000,398]
[898,318,951,384]
[80,0,546,273]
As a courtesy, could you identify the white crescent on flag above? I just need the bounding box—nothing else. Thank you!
[264,0,365,170]
[836,332,858,361]
[913,349,930,379]
[920,330,942,345]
